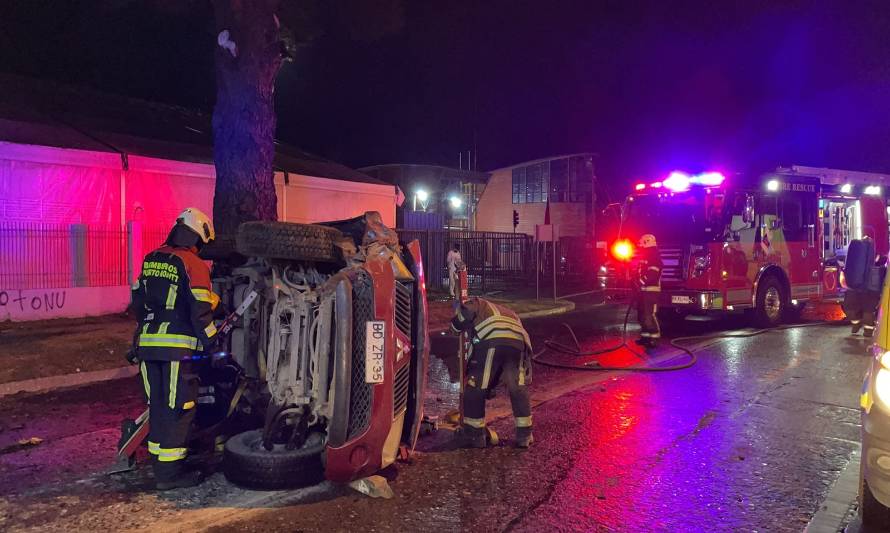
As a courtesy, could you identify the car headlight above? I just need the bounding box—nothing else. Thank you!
[875,351,890,407]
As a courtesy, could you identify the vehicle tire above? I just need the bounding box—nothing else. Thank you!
[862,480,890,529]
[223,429,325,490]
[753,275,785,328]
[199,234,238,261]
[236,221,340,262]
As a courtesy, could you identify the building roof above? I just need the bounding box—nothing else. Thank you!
[0,74,386,186]
[489,152,598,172]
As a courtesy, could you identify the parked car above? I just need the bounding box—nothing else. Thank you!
[198,212,430,489]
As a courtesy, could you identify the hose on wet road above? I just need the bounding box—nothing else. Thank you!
[532,299,846,372]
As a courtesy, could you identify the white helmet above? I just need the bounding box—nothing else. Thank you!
[176,207,215,244]
[638,234,657,248]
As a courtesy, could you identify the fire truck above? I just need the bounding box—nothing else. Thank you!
[599,166,890,327]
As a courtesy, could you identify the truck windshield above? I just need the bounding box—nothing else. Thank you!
[622,190,724,244]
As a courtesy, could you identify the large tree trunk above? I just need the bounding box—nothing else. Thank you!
[211,0,282,236]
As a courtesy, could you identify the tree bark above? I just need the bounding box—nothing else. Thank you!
[212,0,282,236]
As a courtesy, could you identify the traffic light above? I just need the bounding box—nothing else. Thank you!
[512,210,519,229]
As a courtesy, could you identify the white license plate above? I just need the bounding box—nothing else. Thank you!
[671,295,693,305]
[365,321,386,384]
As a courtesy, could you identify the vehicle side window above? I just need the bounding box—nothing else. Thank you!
[779,192,815,241]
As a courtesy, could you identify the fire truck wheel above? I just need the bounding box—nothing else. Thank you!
[754,275,785,328]
[223,429,325,490]
[236,221,340,262]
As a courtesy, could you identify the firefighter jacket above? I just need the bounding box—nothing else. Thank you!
[131,245,218,361]
[451,298,533,355]
[638,246,663,292]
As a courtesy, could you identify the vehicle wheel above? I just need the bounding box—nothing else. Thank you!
[199,234,239,261]
[223,429,325,490]
[862,480,890,529]
[754,275,785,328]
[236,221,341,262]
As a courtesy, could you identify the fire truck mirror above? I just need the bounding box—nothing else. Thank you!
[743,195,755,224]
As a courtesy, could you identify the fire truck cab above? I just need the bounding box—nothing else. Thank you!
[600,166,890,328]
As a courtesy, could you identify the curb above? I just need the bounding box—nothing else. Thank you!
[0,365,138,398]
[1,301,578,398]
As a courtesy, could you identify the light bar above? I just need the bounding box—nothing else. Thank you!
[691,172,725,186]
[866,185,882,196]
[663,171,691,192]
[635,183,646,191]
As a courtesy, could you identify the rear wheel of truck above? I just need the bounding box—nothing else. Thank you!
[199,234,239,261]
[753,275,785,328]
[236,221,340,262]
[223,429,325,490]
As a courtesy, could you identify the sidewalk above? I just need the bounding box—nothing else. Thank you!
[0,294,575,395]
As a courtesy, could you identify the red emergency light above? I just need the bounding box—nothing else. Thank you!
[611,239,634,262]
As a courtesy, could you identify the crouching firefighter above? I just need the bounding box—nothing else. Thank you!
[635,234,663,350]
[127,208,219,490]
[451,297,534,448]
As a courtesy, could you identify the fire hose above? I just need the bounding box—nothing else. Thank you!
[532,295,846,372]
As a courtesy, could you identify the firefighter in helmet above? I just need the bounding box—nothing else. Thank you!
[128,208,219,490]
[451,297,534,448]
[635,233,663,349]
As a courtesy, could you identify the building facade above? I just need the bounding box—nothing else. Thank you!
[359,164,489,230]
[475,153,596,238]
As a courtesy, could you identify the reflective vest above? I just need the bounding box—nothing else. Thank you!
[638,246,663,292]
[451,298,533,353]
[131,245,218,361]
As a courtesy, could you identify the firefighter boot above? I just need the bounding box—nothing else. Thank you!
[852,321,862,334]
[515,426,534,449]
[154,460,204,491]
[865,326,875,338]
[453,425,487,449]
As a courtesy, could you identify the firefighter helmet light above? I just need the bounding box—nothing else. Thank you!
[611,239,634,261]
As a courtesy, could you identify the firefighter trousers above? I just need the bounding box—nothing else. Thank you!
[637,290,661,342]
[844,289,879,335]
[462,345,532,437]
[139,359,199,481]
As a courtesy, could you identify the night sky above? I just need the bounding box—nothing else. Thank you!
[3,1,890,186]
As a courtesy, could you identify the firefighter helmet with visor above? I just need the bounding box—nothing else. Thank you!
[175,207,215,244]
[639,234,657,249]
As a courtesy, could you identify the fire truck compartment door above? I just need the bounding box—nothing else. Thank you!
[860,196,889,257]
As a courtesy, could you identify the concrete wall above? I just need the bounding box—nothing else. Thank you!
[0,286,129,322]
[475,168,588,237]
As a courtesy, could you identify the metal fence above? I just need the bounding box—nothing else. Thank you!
[397,229,533,292]
[0,222,171,290]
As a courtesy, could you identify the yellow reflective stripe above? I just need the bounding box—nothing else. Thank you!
[166,284,177,309]
[140,362,151,400]
[156,447,187,462]
[138,334,199,350]
[481,348,495,389]
[147,441,160,455]
[204,322,218,338]
[159,322,170,335]
[191,288,213,303]
[641,286,661,292]
[169,361,179,409]
[463,417,486,428]
[515,416,533,428]
[182,400,195,410]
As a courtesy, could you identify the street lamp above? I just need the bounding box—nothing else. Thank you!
[414,189,430,211]
[449,195,463,209]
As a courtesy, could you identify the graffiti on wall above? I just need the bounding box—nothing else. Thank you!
[0,289,67,315]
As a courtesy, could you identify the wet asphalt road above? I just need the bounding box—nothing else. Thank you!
[0,301,873,532]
